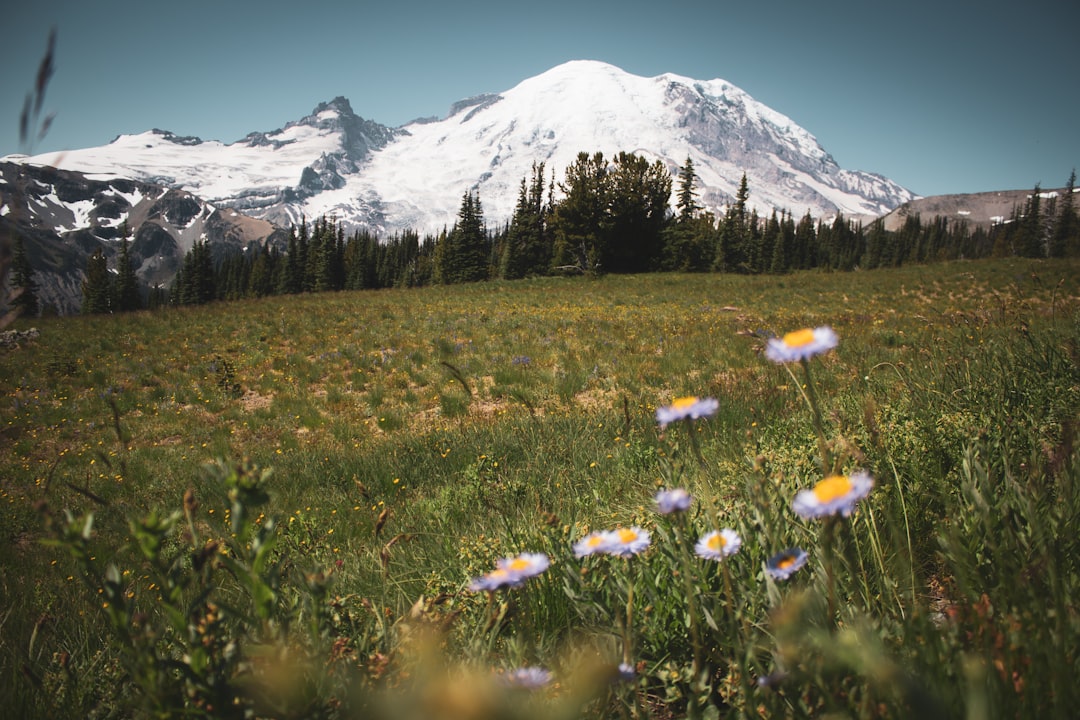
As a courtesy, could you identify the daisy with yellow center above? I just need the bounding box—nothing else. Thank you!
[694,528,742,560]
[468,552,549,591]
[468,567,518,592]
[765,547,808,580]
[792,470,874,519]
[654,487,692,515]
[764,326,839,363]
[656,395,720,428]
[498,552,550,577]
[605,526,652,557]
[573,530,615,558]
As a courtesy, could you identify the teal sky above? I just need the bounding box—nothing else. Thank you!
[2,0,1077,198]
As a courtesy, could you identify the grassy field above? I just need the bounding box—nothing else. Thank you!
[2,257,1078,718]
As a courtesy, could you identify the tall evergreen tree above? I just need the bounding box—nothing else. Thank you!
[713,174,751,272]
[663,156,711,271]
[793,210,817,269]
[675,156,699,223]
[278,228,302,294]
[81,247,112,314]
[178,240,215,305]
[1049,169,1077,257]
[9,235,39,317]
[247,245,275,297]
[500,163,551,279]
[762,210,782,273]
[863,219,887,269]
[551,152,610,273]
[114,236,142,312]
[1017,184,1045,258]
[436,192,489,284]
[606,152,672,273]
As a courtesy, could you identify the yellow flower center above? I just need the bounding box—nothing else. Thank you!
[707,534,727,551]
[813,475,853,503]
[586,535,605,548]
[777,555,796,570]
[671,396,699,410]
[783,328,816,347]
[617,528,639,543]
[507,558,529,571]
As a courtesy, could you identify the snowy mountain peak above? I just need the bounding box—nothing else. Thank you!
[357,60,913,233]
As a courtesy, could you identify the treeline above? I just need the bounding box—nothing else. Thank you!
[78,158,1080,313]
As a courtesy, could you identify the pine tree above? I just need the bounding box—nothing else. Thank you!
[606,152,672,273]
[114,236,142,312]
[178,240,215,305]
[551,152,610,273]
[794,211,817,269]
[9,235,39,317]
[773,210,795,273]
[500,163,551,279]
[713,174,751,272]
[663,157,705,271]
[81,247,113,314]
[278,228,302,294]
[247,246,274,297]
[863,219,887,269]
[436,192,489,284]
[765,210,785,273]
[1018,184,1044,258]
[675,156,699,223]
[1049,170,1077,257]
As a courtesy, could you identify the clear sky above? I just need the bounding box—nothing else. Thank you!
[2,0,1077,198]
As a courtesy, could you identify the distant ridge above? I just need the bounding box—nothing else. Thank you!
[879,186,1079,231]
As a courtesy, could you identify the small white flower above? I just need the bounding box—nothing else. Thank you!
[694,528,742,560]
[764,327,838,363]
[605,527,651,557]
[654,488,692,515]
[656,396,719,428]
[792,471,874,519]
[573,530,616,558]
[765,548,808,580]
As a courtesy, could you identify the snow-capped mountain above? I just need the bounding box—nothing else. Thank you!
[358,60,913,232]
[8,60,912,237]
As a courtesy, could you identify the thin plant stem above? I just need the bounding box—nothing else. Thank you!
[671,519,705,680]
[886,456,917,610]
[622,559,636,668]
[822,516,838,627]
[782,358,832,472]
[684,417,710,470]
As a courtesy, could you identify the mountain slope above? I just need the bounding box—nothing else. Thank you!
[0,161,287,314]
[10,97,396,230]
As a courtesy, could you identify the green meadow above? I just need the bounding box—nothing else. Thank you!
[2,257,1078,718]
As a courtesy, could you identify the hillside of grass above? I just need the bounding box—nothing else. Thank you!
[2,258,1078,718]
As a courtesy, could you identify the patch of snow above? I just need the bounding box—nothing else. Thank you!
[110,185,146,208]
